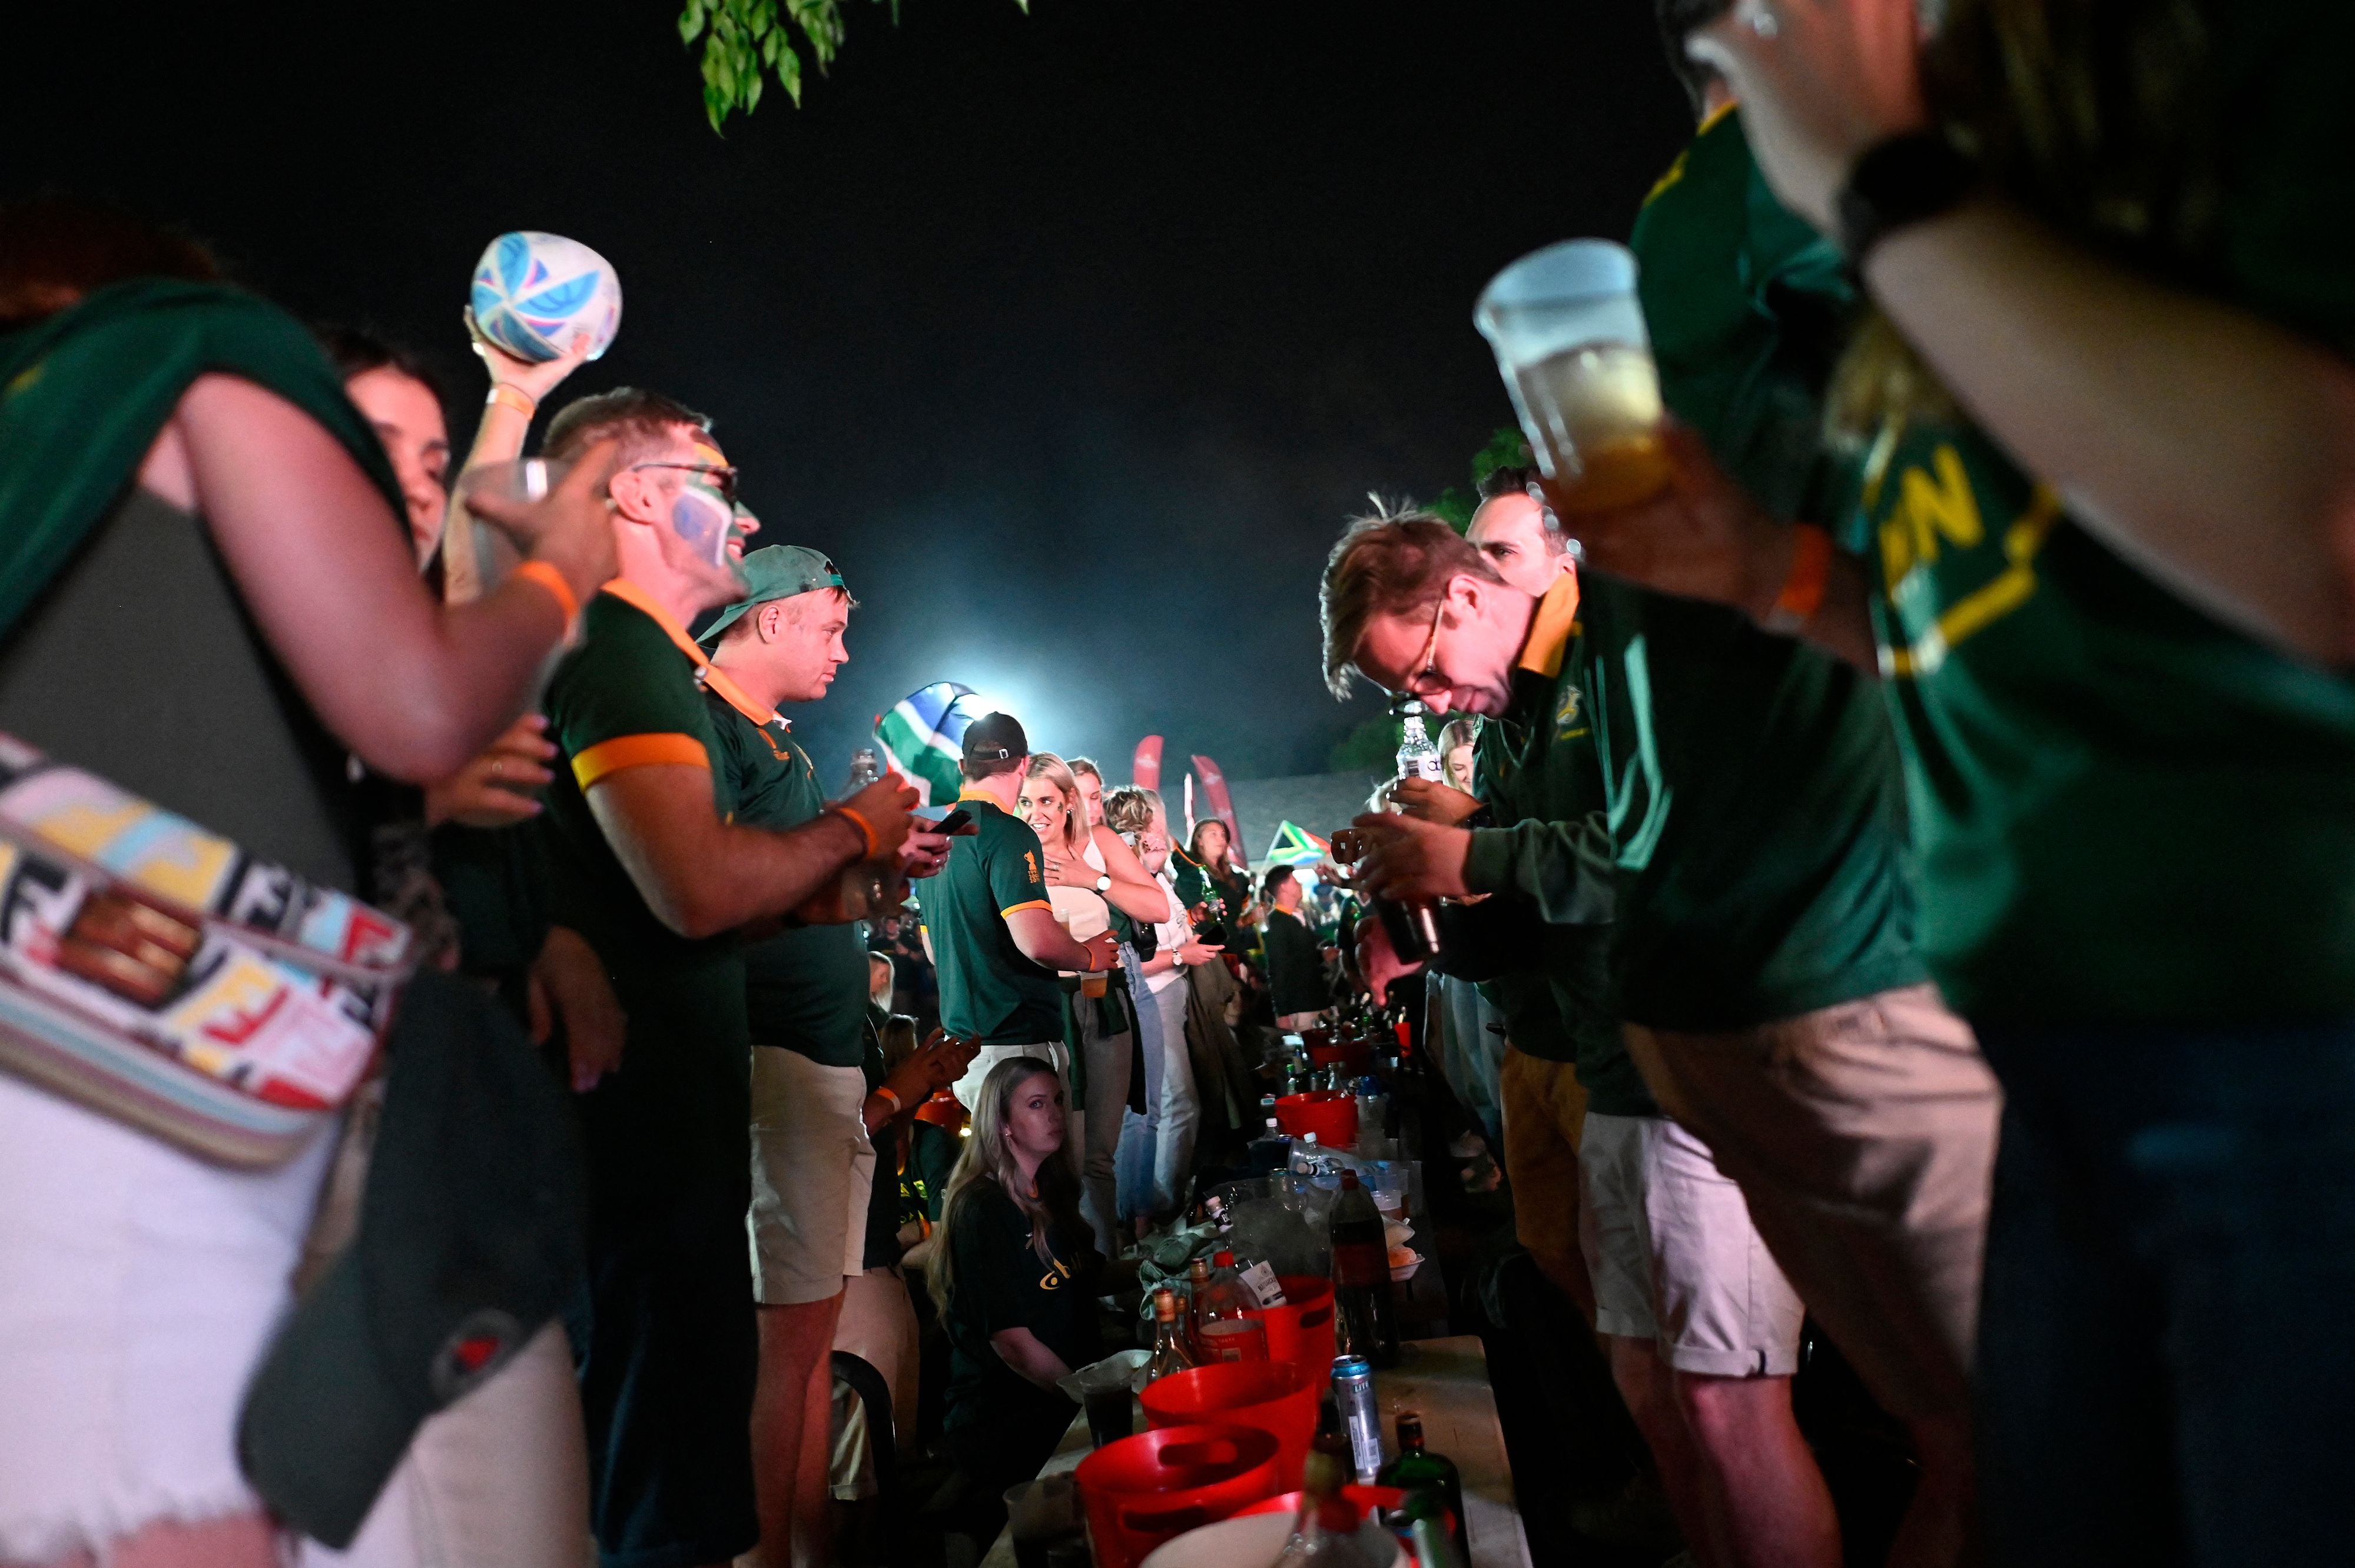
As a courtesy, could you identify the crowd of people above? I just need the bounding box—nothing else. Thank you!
[4,0,2353,1564]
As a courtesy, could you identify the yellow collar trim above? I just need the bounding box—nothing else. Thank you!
[1697,98,1739,137]
[600,578,708,669]
[957,785,999,803]
[1517,570,1583,680]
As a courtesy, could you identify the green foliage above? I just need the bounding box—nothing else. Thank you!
[1326,713,1403,773]
[1429,486,1476,534]
[679,0,1027,132]
[1470,425,1533,491]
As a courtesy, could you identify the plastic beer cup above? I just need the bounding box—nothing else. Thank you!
[1474,240,1670,514]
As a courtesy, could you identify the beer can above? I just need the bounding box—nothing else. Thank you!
[1332,1355,1384,1480]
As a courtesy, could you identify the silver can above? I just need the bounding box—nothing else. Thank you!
[1332,1354,1383,1480]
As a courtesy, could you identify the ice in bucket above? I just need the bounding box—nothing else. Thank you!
[1474,239,1670,514]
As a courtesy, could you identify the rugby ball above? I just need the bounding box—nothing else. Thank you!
[469,231,622,363]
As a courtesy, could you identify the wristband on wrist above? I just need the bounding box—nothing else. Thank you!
[831,804,883,859]
[512,560,580,629]
[1763,525,1833,634]
[873,1085,903,1115]
[486,384,539,418]
[1835,131,1978,265]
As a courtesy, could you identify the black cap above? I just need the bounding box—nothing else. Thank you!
[961,709,1028,763]
[236,972,586,1547]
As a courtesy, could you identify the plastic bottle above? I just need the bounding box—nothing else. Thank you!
[1191,1249,1271,1364]
[1329,1169,1399,1367]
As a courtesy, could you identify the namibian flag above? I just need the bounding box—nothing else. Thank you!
[874,682,978,806]
[1265,820,1329,868]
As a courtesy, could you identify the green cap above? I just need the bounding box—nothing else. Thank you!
[697,544,849,644]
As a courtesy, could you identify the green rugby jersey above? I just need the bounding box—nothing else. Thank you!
[704,681,869,1068]
[1610,104,1925,1031]
[924,790,1065,1045]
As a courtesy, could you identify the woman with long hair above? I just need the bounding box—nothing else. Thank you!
[1574,4,2355,1556]
[0,202,613,1568]
[930,1055,1100,1500]
[1020,752,1148,1247]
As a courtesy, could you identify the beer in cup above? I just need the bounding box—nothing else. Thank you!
[1474,240,1669,514]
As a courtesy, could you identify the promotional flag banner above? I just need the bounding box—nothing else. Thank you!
[1132,735,1163,792]
[874,682,977,806]
[1189,753,1247,871]
[1265,820,1330,866]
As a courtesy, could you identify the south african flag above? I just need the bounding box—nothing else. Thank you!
[874,682,979,806]
[1265,820,1330,867]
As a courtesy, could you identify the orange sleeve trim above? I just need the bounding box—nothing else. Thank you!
[573,733,710,789]
[1000,899,1053,918]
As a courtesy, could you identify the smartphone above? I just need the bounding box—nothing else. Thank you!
[927,807,974,838]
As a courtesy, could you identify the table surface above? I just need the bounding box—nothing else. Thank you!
[980,1336,1527,1568]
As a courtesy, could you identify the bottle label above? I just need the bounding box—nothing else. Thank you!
[1240,1260,1287,1307]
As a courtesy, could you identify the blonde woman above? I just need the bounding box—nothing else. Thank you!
[929,1057,1100,1503]
[1021,753,1140,1247]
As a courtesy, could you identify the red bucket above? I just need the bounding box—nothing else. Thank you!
[1140,1360,1321,1490]
[1306,1034,1372,1075]
[1074,1422,1282,1568]
[1273,1090,1357,1149]
[1245,1274,1337,1386]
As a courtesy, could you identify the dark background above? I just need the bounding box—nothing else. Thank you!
[4,0,1691,784]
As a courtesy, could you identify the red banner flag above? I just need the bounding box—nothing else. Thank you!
[1132,735,1163,792]
[1189,753,1247,871]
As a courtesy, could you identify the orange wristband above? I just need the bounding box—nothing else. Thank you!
[831,804,883,859]
[486,384,538,418]
[512,560,580,628]
[1764,524,1833,633]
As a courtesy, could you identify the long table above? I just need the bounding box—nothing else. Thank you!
[980,1336,1528,1568]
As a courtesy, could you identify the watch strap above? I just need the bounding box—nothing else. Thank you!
[1836,131,1977,264]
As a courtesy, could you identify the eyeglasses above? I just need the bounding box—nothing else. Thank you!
[1399,594,1448,699]
[628,461,741,505]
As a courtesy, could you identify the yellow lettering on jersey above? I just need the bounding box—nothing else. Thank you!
[1881,486,2063,678]
[1039,1258,1074,1291]
[1879,443,1985,592]
[1024,851,1039,882]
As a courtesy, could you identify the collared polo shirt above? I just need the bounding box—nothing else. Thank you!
[923,789,1064,1045]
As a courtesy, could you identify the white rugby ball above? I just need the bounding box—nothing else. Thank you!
[469,231,622,363]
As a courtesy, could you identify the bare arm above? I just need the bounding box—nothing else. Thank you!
[1090,826,1173,923]
[586,765,870,940]
[1696,1,2355,660]
[989,1326,1075,1392]
[441,318,596,602]
[1006,906,1117,972]
[164,374,615,781]
[1860,202,2355,659]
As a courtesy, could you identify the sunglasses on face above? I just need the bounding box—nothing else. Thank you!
[628,461,741,506]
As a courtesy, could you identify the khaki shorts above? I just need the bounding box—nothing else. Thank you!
[1499,1049,1588,1304]
[747,1051,873,1306]
[1578,1111,1804,1377]
[1624,984,1998,1423]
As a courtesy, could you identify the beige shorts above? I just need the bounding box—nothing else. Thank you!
[748,1051,873,1307]
[1578,1111,1805,1378]
[1623,984,1999,1423]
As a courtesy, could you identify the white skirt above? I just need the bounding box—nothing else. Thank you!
[0,1072,332,1560]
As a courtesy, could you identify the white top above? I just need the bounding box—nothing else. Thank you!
[1143,865,1193,995]
[1047,835,1109,943]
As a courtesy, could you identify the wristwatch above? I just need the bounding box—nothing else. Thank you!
[1094,873,1112,893]
[1835,131,1978,265]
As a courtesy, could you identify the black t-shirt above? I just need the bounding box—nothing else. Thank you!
[942,1180,1099,1440]
[1262,908,1329,1015]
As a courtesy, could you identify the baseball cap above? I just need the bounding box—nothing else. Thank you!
[961,709,1029,763]
[696,544,850,645]
[236,972,586,1547]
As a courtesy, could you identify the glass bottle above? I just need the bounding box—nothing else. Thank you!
[1272,1444,1386,1568]
[1143,1287,1196,1383]
[1376,1411,1468,1559]
[1329,1169,1399,1367]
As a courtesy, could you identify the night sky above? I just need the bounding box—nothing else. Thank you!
[5,0,1691,783]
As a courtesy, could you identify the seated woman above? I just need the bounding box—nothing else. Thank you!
[930,1055,1101,1501]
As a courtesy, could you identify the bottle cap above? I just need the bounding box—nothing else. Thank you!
[1341,1168,1361,1188]
[1153,1288,1179,1320]
[1214,1250,1235,1267]
[1189,1257,1209,1280]
[1397,1411,1425,1446]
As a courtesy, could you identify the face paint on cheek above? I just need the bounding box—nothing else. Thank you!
[669,485,735,569]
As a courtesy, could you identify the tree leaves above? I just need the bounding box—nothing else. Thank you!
[678,0,1029,134]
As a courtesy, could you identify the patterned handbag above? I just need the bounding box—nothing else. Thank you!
[0,732,412,1167]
